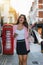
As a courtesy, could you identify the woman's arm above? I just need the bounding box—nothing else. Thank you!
[13,25,18,38]
[14,33,18,38]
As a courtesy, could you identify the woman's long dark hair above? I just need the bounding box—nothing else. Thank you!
[16,14,28,29]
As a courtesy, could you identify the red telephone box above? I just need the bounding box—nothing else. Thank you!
[2,24,14,54]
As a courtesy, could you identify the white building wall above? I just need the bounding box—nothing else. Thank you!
[29,1,38,24]
[9,13,15,24]
[0,0,10,23]
[3,0,10,23]
[29,0,43,24]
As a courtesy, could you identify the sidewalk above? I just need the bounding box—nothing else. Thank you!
[0,44,43,65]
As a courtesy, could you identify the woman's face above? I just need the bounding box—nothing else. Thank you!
[19,16,25,24]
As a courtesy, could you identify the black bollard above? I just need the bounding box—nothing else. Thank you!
[41,41,43,53]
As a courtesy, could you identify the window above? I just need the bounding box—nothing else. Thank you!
[9,17,12,24]
[38,28,42,35]
[38,11,43,18]
[38,5,43,9]
[38,0,43,4]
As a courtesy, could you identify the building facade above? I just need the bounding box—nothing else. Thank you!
[29,0,43,24]
[29,0,43,41]
[38,0,43,21]
[0,0,18,26]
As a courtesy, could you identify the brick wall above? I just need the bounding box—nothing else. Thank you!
[38,5,43,9]
[39,11,43,18]
[38,0,43,18]
[38,0,43,4]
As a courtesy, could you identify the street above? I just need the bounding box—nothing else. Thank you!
[0,43,43,65]
[0,0,43,65]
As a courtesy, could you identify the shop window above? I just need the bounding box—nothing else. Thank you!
[38,28,42,36]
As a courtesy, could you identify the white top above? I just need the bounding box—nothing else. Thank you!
[15,29,25,40]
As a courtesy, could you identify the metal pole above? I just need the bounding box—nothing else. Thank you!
[0,6,1,24]
[0,6,1,36]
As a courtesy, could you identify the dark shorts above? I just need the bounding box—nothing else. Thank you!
[16,39,30,55]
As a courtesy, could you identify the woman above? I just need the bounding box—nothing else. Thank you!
[13,14,30,65]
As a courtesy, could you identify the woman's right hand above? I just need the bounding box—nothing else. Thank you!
[14,33,18,38]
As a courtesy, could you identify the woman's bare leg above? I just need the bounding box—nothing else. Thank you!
[18,55,23,65]
[22,55,28,65]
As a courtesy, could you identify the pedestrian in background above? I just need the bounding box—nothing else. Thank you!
[13,14,30,65]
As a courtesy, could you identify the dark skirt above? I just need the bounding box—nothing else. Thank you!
[16,39,30,55]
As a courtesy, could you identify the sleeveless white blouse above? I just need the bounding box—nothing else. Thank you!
[15,29,25,40]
